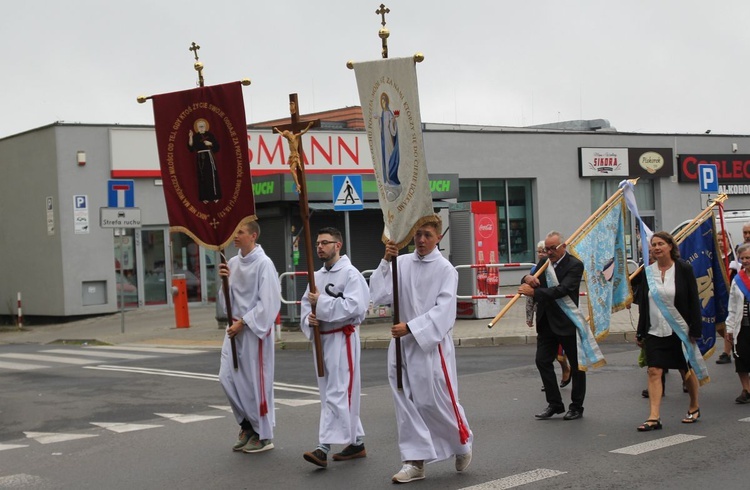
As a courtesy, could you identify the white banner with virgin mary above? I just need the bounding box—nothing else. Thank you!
[353,57,434,249]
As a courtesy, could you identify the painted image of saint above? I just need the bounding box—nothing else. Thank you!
[376,92,401,202]
[188,118,222,203]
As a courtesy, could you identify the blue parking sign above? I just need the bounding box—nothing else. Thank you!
[698,164,719,193]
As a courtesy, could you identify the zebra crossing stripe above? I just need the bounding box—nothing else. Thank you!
[459,469,567,489]
[154,413,225,423]
[91,422,163,433]
[0,353,94,365]
[609,434,705,455]
[88,345,208,355]
[0,360,47,371]
[42,348,155,360]
[24,431,98,444]
[0,444,29,452]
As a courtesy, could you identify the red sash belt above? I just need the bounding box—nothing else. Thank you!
[438,344,470,445]
[321,324,356,407]
[258,330,272,416]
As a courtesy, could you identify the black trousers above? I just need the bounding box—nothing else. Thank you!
[536,328,586,411]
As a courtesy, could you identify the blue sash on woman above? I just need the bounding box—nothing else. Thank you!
[645,266,710,385]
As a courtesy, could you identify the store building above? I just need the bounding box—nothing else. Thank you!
[2,109,749,320]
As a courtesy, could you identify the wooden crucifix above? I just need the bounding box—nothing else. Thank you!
[273,94,324,377]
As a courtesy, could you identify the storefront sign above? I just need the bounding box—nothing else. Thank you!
[110,128,374,178]
[580,148,628,177]
[579,148,674,178]
[678,154,750,184]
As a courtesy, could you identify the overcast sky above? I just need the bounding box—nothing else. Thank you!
[3,1,749,139]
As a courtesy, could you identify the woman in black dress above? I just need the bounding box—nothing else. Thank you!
[635,232,705,431]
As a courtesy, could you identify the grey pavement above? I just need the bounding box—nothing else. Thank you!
[0,286,640,349]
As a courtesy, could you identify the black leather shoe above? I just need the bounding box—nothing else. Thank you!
[559,376,571,388]
[535,406,565,419]
[563,409,583,420]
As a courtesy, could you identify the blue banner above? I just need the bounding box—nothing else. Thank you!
[677,216,730,356]
[568,197,632,339]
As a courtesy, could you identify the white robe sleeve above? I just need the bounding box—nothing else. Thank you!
[369,258,393,305]
[409,262,458,353]
[315,268,369,325]
[242,259,281,338]
[300,283,313,340]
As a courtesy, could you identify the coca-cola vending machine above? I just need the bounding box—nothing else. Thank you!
[449,202,501,319]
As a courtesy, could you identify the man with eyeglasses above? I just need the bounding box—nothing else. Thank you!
[300,227,370,468]
[519,230,586,421]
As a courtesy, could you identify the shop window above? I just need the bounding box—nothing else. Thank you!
[459,178,534,265]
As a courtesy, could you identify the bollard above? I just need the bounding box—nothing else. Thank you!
[17,292,23,330]
[171,274,190,328]
[275,312,282,341]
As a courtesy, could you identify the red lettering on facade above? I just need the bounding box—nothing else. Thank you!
[258,136,285,165]
[310,136,333,165]
[338,137,359,165]
[681,156,698,179]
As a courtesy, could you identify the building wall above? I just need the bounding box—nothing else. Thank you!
[423,129,750,238]
[0,127,65,315]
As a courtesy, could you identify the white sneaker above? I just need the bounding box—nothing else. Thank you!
[456,449,472,471]
[392,461,425,483]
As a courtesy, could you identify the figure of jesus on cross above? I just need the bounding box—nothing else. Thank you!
[274,119,315,193]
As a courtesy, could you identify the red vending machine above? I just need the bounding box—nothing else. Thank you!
[449,202,501,319]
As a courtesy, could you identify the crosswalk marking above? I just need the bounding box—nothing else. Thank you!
[0,360,47,371]
[89,345,208,355]
[0,353,94,365]
[609,434,705,455]
[85,365,320,395]
[91,422,163,433]
[85,365,217,381]
[210,405,232,412]
[0,443,29,452]
[154,413,224,423]
[460,469,567,489]
[42,348,155,360]
[276,398,320,407]
[739,416,750,423]
[0,346,203,372]
[24,431,98,444]
[0,474,44,486]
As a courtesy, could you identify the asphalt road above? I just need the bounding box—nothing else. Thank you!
[1,343,749,489]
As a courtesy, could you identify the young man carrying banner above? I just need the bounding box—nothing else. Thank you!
[370,216,473,484]
[218,220,280,453]
[300,227,370,468]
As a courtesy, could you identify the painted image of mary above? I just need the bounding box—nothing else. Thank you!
[377,92,401,202]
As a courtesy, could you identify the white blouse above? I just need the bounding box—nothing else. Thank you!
[647,262,676,337]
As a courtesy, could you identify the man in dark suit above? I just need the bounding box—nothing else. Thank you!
[519,231,586,420]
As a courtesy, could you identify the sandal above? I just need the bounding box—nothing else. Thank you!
[681,408,700,423]
[637,419,662,431]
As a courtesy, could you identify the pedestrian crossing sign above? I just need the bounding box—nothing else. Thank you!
[332,175,364,211]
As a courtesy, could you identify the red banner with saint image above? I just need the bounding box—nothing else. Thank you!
[151,82,255,250]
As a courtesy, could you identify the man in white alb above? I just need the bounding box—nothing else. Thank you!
[300,227,370,468]
[218,220,280,454]
[369,216,473,484]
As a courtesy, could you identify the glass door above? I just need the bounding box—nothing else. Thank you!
[141,228,169,306]
[171,233,203,303]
